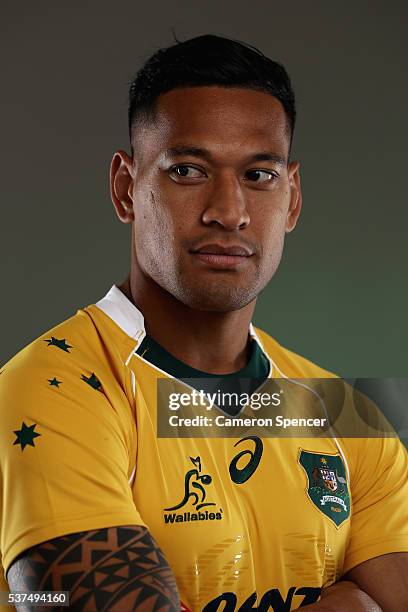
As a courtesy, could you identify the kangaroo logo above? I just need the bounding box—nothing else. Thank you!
[165,456,216,511]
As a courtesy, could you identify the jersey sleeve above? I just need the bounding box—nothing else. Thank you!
[342,432,408,573]
[0,316,146,577]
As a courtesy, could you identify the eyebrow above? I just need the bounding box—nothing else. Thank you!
[164,146,287,166]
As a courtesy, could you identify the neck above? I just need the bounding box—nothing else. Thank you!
[119,272,256,375]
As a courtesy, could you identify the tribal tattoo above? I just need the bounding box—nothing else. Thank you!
[7,525,180,611]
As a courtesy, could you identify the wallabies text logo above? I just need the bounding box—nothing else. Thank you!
[163,456,223,524]
[299,450,350,527]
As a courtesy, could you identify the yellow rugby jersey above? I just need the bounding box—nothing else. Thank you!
[1,285,408,611]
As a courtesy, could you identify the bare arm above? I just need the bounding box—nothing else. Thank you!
[7,525,180,612]
[343,552,408,612]
[300,553,408,611]
[299,580,381,611]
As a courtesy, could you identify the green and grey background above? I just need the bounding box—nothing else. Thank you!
[1,1,407,377]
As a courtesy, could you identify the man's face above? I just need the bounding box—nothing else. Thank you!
[122,86,301,311]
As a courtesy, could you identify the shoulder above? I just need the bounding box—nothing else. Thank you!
[253,326,337,378]
[0,304,137,488]
[1,299,137,382]
[0,303,135,431]
[1,307,103,382]
[0,309,101,428]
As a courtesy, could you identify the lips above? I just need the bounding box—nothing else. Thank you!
[193,244,253,257]
[191,243,253,269]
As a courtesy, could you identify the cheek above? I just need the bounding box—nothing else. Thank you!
[132,189,183,264]
[255,204,287,248]
[253,208,288,279]
[134,189,167,234]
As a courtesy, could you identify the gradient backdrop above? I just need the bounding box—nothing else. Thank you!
[1,1,407,379]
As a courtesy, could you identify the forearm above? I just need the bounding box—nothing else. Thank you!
[299,580,382,612]
[7,525,180,612]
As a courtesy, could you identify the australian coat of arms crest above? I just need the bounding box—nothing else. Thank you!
[299,450,350,527]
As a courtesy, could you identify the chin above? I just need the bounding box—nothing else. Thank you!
[177,284,258,312]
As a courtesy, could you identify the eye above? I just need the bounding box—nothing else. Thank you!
[244,169,278,184]
[169,164,206,180]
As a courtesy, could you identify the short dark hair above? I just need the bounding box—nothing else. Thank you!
[128,34,296,155]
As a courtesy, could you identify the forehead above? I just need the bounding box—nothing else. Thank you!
[136,86,290,161]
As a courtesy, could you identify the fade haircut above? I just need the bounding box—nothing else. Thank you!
[128,34,296,156]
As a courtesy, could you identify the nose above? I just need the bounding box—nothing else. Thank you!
[201,171,250,230]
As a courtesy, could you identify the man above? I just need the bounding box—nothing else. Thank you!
[1,34,407,611]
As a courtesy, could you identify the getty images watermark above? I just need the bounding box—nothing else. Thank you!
[167,388,327,430]
[156,377,408,439]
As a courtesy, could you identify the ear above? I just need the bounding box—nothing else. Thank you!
[110,150,135,223]
[285,161,302,233]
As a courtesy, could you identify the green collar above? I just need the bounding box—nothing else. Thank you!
[136,334,270,416]
[136,333,270,380]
